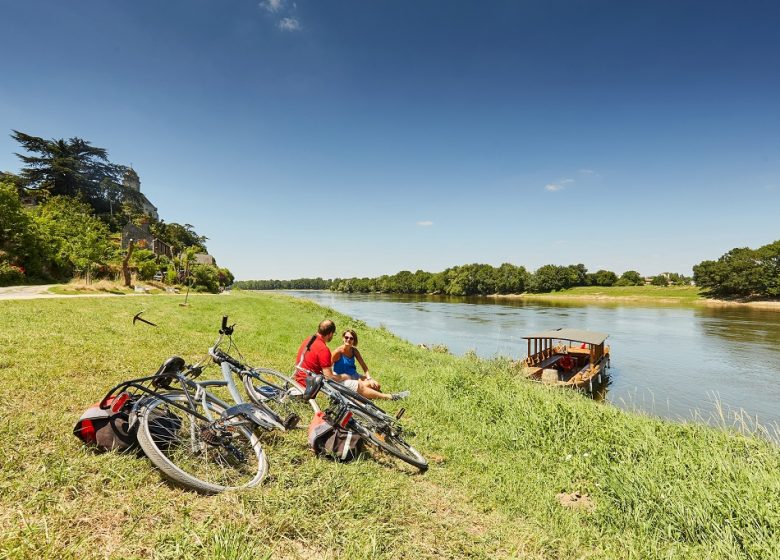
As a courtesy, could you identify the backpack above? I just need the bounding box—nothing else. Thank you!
[307,410,364,462]
[73,395,137,452]
[74,394,182,452]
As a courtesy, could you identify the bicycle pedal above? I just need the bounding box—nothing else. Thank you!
[395,407,405,420]
[284,413,300,430]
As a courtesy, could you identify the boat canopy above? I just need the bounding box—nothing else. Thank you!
[522,328,608,346]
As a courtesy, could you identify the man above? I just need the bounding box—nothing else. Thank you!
[294,319,408,401]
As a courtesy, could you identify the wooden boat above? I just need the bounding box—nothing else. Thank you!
[522,328,610,391]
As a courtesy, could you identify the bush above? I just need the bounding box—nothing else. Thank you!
[0,262,25,286]
[190,263,220,293]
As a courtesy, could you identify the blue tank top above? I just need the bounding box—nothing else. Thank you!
[333,353,360,379]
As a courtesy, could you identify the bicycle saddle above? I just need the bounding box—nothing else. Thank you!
[155,356,186,376]
[302,374,323,400]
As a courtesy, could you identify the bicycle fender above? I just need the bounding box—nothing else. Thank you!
[221,403,283,431]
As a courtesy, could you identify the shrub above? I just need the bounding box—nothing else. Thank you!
[0,262,25,286]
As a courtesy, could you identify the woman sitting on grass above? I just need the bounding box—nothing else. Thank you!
[331,329,409,401]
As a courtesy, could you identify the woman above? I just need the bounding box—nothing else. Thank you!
[331,329,408,401]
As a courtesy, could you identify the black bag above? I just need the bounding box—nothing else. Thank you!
[307,410,364,462]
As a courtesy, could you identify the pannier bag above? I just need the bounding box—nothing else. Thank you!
[73,395,137,452]
[74,394,182,452]
[307,410,364,462]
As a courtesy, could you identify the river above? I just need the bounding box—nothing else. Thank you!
[282,290,780,432]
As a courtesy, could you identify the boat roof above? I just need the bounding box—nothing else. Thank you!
[522,328,609,346]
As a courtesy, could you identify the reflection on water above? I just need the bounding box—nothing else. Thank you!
[281,290,780,429]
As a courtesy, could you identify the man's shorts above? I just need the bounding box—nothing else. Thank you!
[340,379,360,392]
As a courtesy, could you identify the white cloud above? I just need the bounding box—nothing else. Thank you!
[260,0,283,12]
[544,178,573,192]
[579,168,595,175]
[416,221,434,227]
[278,17,301,31]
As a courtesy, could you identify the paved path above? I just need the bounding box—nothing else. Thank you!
[0,284,61,300]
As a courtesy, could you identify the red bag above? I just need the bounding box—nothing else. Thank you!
[307,411,363,462]
[73,396,136,452]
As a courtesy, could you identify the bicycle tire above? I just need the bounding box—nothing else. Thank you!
[348,406,428,472]
[242,367,304,400]
[327,382,392,421]
[136,392,268,494]
[242,367,313,424]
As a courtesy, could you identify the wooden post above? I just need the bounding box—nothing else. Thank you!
[122,239,135,288]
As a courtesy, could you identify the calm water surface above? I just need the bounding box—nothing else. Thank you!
[282,290,780,429]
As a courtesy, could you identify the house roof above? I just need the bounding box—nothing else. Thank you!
[522,328,608,346]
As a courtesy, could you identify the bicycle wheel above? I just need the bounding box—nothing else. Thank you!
[243,368,312,425]
[136,392,268,494]
[348,406,428,472]
[243,367,304,400]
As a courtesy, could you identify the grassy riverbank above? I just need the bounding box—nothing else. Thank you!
[1,292,779,559]
[508,285,702,303]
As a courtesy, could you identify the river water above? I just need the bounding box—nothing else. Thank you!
[282,290,780,431]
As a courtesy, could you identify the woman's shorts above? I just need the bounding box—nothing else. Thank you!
[340,379,360,392]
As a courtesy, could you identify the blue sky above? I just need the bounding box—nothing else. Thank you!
[1,0,778,280]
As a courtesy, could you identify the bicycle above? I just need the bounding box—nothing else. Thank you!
[207,316,315,425]
[297,366,428,472]
[99,355,284,494]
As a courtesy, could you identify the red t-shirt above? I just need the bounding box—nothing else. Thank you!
[294,334,332,386]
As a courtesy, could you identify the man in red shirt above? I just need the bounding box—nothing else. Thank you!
[294,319,409,401]
[294,319,338,386]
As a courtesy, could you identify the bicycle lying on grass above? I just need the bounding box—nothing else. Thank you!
[207,316,315,425]
[296,365,429,472]
[205,316,428,471]
[97,355,287,494]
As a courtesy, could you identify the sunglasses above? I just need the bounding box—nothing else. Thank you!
[343,335,354,341]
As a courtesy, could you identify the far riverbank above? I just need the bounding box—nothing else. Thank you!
[485,285,780,311]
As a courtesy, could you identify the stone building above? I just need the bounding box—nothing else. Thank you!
[121,223,172,258]
[123,168,159,220]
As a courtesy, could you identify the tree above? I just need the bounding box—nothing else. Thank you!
[616,270,643,286]
[591,269,618,287]
[530,264,568,293]
[153,222,208,253]
[31,196,115,282]
[755,240,780,297]
[651,275,669,286]
[12,130,127,214]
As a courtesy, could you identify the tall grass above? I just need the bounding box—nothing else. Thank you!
[0,292,778,559]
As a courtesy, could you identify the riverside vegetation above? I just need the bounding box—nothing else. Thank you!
[1,292,779,559]
[234,237,780,302]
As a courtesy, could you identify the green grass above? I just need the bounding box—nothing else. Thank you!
[1,292,779,559]
[521,285,703,303]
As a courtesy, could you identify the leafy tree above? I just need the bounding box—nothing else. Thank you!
[0,181,36,280]
[651,275,669,286]
[190,263,219,292]
[566,263,588,287]
[591,269,618,287]
[12,130,128,215]
[755,240,780,297]
[69,224,115,284]
[616,270,643,286]
[31,196,115,281]
[495,263,530,294]
[152,222,208,253]
[530,264,568,293]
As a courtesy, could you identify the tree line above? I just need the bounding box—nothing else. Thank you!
[232,278,333,290]
[0,131,232,292]
[693,240,780,299]
[235,264,692,296]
